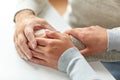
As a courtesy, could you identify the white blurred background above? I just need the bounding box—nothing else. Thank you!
[0,1,115,80]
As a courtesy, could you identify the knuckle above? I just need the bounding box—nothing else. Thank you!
[28,57,33,61]
[47,49,52,54]
[48,41,55,46]
[19,38,24,44]
[80,33,88,41]
[75,28,81,31]
[27,58,32,61]
[88,26,95,30]
[80,34,86,40]
[18,35,26,45]
[49,31,56,35]
[45,48,52,55]
[63,35,68,40]
[41,19,47,24]
[25,30,31,37]
[95,25,100,27]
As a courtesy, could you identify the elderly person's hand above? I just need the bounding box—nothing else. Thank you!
[66,26,108,56]
[29,30,74,69]
[14,10,55,60]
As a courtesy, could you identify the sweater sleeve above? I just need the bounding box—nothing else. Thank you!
[58,47,100,80]
[107,27,120,51]
[15,0,49,16]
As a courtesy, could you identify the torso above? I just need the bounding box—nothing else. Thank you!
[65,0,120,28]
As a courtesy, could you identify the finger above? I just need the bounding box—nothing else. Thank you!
[24,27,36,49]
[31,51,45,59]
[65,29,83,40]
[14,32,27,60]
[30,57,48,67]
[35,33,46,38]
[36,38,48,46]
[28,42,33,49]
[64,29,73,34]
[66,29,79,35]
[45,30,61,39]
[14,43,28,60]
[17,33,32,59]
[32,46,46,53]
[34,20,56,31]
[80,48,91,56]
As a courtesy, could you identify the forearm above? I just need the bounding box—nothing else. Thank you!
[107,27,120,51]
[58,47,100,80]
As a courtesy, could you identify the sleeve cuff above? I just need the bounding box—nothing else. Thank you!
[58,47,84,72]
[14,0,48,19]
[107,28,120,51]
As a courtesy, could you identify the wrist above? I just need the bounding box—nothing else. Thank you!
[15,9,35,23]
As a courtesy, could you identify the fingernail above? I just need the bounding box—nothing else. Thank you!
[21,55,28,61]
[32,44,36,49]
[31,42,36,49]
[25,52,32,60]
[20,54,28,61]
[27,54,32,60]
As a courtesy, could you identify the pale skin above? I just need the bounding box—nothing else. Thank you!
[14,10,56,60]
[66,26,108,56]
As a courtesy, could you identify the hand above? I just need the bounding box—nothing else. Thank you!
[14,10,56,60]
[30,30,74,69]
[66,26,108,56]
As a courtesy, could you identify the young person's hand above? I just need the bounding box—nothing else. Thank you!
[30,30,74,69]
[66,26,108,56]
[14,10,55,60]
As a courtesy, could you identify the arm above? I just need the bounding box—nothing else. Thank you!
[58,47,99,80]
[30,30,100,80]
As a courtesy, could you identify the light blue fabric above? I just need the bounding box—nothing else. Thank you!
[58,47,99,80]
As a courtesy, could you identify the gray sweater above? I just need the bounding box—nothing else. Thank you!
[64,0,120,62]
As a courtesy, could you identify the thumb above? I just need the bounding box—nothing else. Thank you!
[24,27,37,49]
[80,48,91,56]
[45,29,60,39]
[65,29,81,41]
[64,29,73,34]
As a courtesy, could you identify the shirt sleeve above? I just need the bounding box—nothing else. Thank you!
[58,47,100,80]
[15,0,49,16]
[107,27,120,51]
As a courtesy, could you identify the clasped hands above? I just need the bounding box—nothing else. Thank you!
[14,10,108,69]
[29,29,75,69]
[14,10,75,69]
